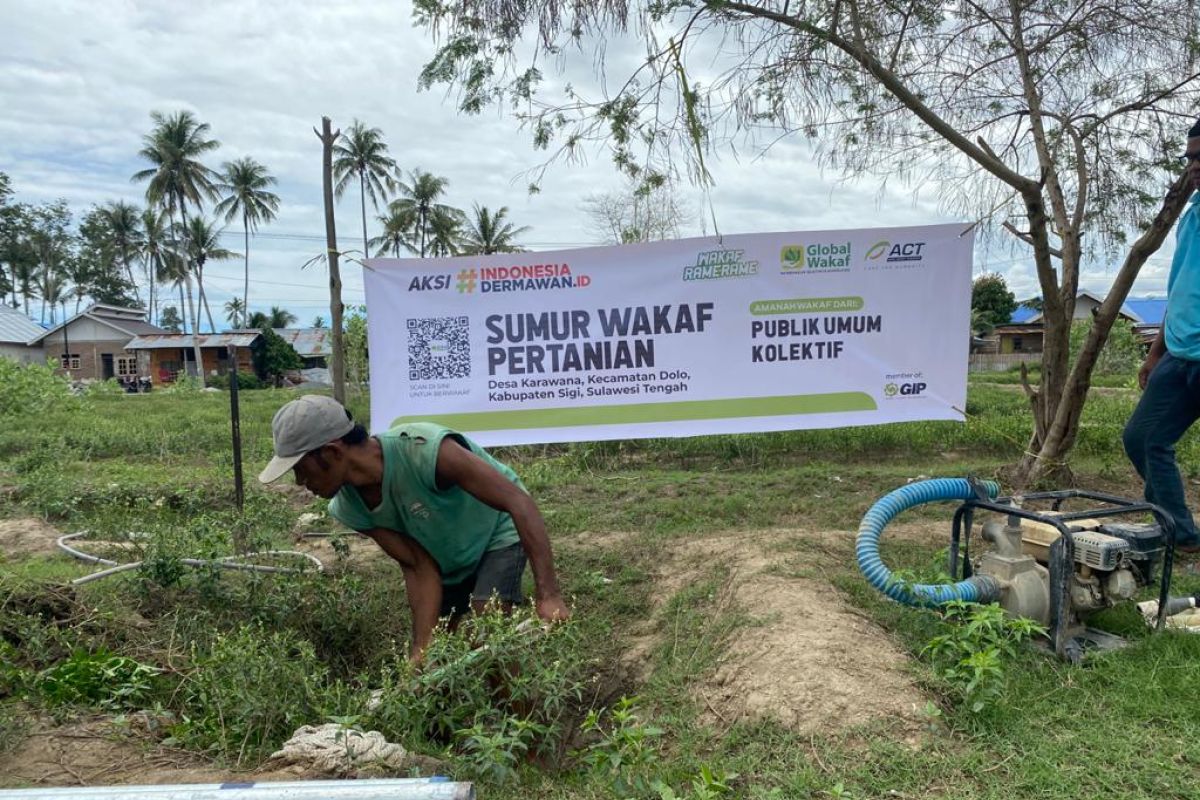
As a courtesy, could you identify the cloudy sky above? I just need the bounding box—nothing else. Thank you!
[0,0,1179,326]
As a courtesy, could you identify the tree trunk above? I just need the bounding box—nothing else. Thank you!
[196,268,216,333]
[177,203,206,388]
[1016,174,1195,486]
[316,117,347,404]
[360,173,369,260]
[242,214,250,328]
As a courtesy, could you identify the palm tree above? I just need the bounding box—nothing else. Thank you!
[369,204,417,257]
[427,207,466,257]
[460,205,531,255]
[332,120,397,258]
[140,208,168,324]
[156,249,191,334]
[132,110,220,382]
[224,298,246,329]
[99,201,143,308]
[182,217,236,333]
[390,170,459,258]
[214,157,279,327]
[248,306,296,329]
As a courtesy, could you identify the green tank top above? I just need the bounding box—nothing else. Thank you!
[328,422,522,583]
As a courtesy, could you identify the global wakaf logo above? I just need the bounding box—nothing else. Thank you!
[780,242,851,273]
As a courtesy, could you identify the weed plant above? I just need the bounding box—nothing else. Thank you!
[369,606,588,783]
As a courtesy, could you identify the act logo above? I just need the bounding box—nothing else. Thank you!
[866,241,889,261]
[407,274,451,292]
[865,240,927,267]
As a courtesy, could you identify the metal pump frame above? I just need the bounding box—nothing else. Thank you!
[947,485,1176,661]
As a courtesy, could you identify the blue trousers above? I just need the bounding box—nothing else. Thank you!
[1123,353,1200,545]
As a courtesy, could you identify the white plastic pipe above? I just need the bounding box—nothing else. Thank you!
[55,532,325,585]
[0,778,474,800]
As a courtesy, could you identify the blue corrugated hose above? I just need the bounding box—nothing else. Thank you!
[857,478,1002,606]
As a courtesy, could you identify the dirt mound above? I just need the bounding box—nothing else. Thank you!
[589,526,931,735]
[0,517,64,560]
[0,715,303,788]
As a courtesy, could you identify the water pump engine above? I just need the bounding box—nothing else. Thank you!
[857,480,1178,662]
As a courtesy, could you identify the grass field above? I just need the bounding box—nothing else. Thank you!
[3,374,1200,798]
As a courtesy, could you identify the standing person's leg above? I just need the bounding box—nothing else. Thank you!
[1123,353,1200,547]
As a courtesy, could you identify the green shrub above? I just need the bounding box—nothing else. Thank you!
[171,625,354,764]
[35,649,159,710]
[577,696,665,796]
[84,379,126,397]
[0,357,77,418]
[208,372,265,391]
[921,600,1044,714]
[368,607,586,782]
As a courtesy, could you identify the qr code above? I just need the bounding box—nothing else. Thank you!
[408,316,470,381]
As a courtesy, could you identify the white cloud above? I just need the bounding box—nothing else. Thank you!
[0,0,1183,323]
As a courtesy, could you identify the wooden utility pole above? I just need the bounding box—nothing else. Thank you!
[315,116,347,404]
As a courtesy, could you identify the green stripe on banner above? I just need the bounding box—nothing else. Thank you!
[392,392,877,431]
[749,296,864,315]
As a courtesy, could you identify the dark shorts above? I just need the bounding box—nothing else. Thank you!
[440,543,527,619]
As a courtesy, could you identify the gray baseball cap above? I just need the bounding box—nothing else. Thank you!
[258,395,355,483]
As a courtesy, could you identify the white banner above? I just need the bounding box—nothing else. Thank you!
[364,224,973,446]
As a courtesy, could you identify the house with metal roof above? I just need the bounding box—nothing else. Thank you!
[974,291,1162,367]
[274,328,331,369]
[28,304,167,382]
[124,332,262,386]
[0,304,47,365]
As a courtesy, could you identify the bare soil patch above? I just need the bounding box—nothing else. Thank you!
[0,517,64,560]
[0,715,303,788]
[572,524,933,735]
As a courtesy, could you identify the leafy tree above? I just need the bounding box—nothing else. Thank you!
[29,202,76,323]
[133,110,220,386]
[0,203,39,312]
[159,305,183,333]
[76,208,137,308]
[333,120,398,258]
[343,304,369,390]
[1020,297,1044,313]
[415,0,1200,484]
[214,157,280,326]
[254,327,303,387]
[971,274,1017,334]
[581,178,693,244]
[0,172,14,303]
[1071,317,1142,378]
[312,316,326,328]
[461,205,531,254]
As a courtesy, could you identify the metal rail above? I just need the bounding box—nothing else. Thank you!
[0,778,474,800]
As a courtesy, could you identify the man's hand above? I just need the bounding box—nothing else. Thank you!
[536,594,571,622]
[1139,353,1161,390]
